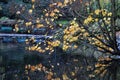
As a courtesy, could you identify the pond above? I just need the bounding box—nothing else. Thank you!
[0,43,120,80]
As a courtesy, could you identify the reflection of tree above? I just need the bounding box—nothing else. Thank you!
[25,0,120,79]
[88,57,120,80]
[78,0,120,79]
[52,0,120,79]
[1,0,120,79]
[24,55,96,80]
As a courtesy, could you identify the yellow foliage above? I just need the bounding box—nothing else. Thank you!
[50,12,55,17]
[45,13,49,17]
[100,70,107,77]
[32,5,35,9]
[36,18,40,23]
[29,9,33,14]
[54,78,61,80]
[73,45,78,49]
[101,9,107,16]
[28,30,31,33]
[15,24,19,32]
[94,70,100,74]
[62,20,82,51]
[62,44,69,51]
[69,36,78,42]
[84,9,112,25]
[57,2,63,7]
[107,12,112,16]
[36,23,44,28]
[71,72,75,76]
[89,74,95,78]
[84,19,89,25]
[53,9,59,13]
[84,15,93,25]
[25,22,32,26]
[62,73,69,80]
[83,32,89,37]
[46,74,52,80]
[31,0,35,3]
[48,40,60,47]
[94,9,101,15]
[95,18,98,22]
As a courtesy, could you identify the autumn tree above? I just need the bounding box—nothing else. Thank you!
[5,0,120,79]
[25,0,120,79]
[46,0,120,79]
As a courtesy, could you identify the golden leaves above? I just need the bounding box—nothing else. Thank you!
[101,9,107,16]
[89,74,95,78]
[57,2,63,7]
[60,20,83,51]
[71,72,75,76]
[36,23,44,28]
[25,63,46,72]
[25,22,32,26]
[46,74,52,80]
[15,24,19,32]
[54,9,60,13]
[94,9,101,15]
[36,18,40,23]
[32,5,35,9]
[45,13,49,17]
[62,73,69,80]
[47,40,60,47]
[73,45,78,49]
[31,0,35,3]
[46,72,54,80]
[50,12,55,17]
[62,44,69,51]
[29,9,33,14]
[107,12,112,16]
[84,15,93,25]
[84,9,112,25]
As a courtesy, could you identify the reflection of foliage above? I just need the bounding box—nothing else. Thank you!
[89,56,120,80]
[24,55,96,80]
[89,56,112,79]
[2,0,120,79]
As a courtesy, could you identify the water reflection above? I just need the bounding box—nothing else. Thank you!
[1,43,120,80]
[89,56,120,80]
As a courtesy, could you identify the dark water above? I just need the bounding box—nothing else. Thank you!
[0,43,120,80]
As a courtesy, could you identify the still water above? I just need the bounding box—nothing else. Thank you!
[0,43,120,80]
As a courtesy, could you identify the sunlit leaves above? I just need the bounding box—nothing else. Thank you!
[28,9,33,14]
[84,15,94,25]
[36,23,44,28]
[57,2,63,7]
[5,0,119,79]
[62,73,70,80]
[94,9,101,15]
[50,12,56,17]
[82,8,114,53]
[15,24,19,32]
[31,0,35,3]
[84,9,112,25]
[25,22,32,27]
[61,20,81,51]
[89,56,112,79]
[47,40,60,47]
